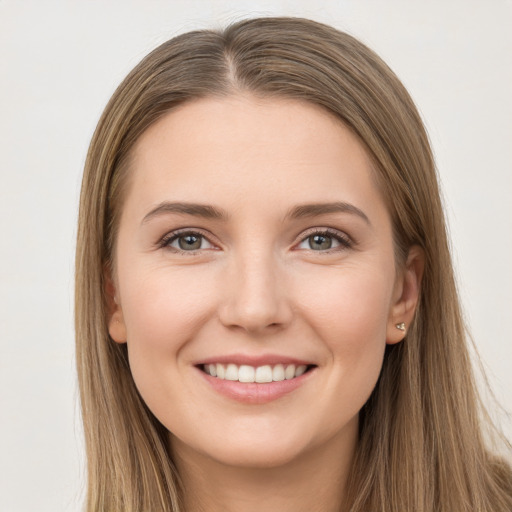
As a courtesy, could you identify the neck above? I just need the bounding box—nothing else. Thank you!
[170,421,357,512]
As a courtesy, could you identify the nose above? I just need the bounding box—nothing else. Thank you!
[218,250,293,334]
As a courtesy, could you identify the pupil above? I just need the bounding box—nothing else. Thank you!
[179,235,201,250]
[310,234,331,250]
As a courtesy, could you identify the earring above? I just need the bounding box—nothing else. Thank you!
[395,322,406,331]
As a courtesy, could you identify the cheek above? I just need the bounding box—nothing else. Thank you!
[117,266,218,407]
[120,264,216,345]
[298,265,394,344]
[297,266,393,395]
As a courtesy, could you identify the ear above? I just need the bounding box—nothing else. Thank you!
[104,267,127,344]
[386,245,424,344]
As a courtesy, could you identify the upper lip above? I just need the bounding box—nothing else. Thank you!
[195,353,316,367]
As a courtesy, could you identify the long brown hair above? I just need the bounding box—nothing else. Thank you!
[75,17,512,511]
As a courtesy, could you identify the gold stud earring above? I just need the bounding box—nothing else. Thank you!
[396,322,406,331]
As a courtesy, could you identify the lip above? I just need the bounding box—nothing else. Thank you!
[194,355,317,404]
[195,353,314,367]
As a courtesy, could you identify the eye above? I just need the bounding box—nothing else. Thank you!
[161,231,215,252]
[296,229,352,251]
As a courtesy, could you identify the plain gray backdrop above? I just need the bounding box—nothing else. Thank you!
[1,1,511,511]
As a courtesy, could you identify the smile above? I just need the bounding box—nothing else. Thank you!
[196,356,317,403]
[202,363,311,383]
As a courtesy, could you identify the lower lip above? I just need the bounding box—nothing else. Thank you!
[196,367,315,404]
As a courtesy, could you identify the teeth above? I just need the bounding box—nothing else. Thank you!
[216,363,225,379]
[255,365,273,383]
[295,365,307,377]
[202,363,311,383]
[284,364,295,380]
[272,364,285,382]
[238,365,255,383]
[225,364,238,381]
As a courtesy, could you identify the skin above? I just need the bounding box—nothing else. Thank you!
[108,95,423,512]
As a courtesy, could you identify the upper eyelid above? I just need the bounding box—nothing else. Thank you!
[298,226,348,237]
[162,227,209,238]
[295,226,353,243]
[159,228,218,248]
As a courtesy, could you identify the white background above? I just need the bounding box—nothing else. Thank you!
[0,1,510,511]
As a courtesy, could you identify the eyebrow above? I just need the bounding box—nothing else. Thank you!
[141,200,370,226]
[286,202,371,225]
[141,201,229,224]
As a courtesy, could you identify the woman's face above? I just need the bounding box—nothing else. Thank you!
[109,96,416,469]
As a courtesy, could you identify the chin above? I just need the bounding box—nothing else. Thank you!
[169,413,357,472]
[194,441,310,470]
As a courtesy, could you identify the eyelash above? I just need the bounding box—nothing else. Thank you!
[158,227,353,254]
[298,227,353,252]
[158,229,214,254]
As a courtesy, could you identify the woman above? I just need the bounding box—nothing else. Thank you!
[75,17,512,512]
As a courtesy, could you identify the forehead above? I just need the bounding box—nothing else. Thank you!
[125,95,388,223]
